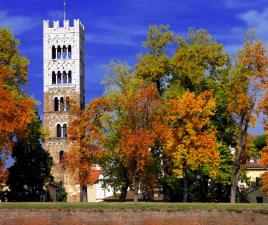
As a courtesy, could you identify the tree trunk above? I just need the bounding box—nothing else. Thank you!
[230,167,240,203]
[230,115,248,203]
[133,178,139,202]
[182,163,188,202]
[119,176,130,202]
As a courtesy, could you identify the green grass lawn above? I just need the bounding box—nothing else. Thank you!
[0,202,268,211]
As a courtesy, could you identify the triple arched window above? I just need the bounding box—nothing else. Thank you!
[52,71,72,85]
[54,97,70,112]
[52,45,72,60]
[56,124,67,138]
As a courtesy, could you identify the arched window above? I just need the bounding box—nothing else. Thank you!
[63,71,67,84]
[62,45,67,59]
[57,71,61,84]
[54,97,59,111]
[62,124,67,138]
[56,124,61,137]
[52,71,56,84]
[59,151,64,163]
[68,45,72,59]
[52,46,56,59]
[60,97,64,111]
[57,46,61,59]
[68,71,72,84]
[66,97,70,111]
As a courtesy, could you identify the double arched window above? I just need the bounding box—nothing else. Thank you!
[51,71,72,85]
[51,45,72,60]
[54,97,70,112]
[56,124,67,138]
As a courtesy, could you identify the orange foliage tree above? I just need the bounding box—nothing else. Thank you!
[0,67,34,152]
[65,98,109,186]
[115,85,168,201]
[0,28,35,184]
[227,32,268,203]
[166,90,220,202]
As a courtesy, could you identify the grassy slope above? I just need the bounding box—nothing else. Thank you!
[0,202,268,211]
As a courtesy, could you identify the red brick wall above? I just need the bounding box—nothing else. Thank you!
[0,208,267,225]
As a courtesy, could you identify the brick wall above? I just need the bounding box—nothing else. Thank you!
[0,208,267,225]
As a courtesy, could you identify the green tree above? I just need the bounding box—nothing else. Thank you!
[7,111,53,202]
[252,134,266,157]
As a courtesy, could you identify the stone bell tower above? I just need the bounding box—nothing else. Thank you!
[43,19,86,202]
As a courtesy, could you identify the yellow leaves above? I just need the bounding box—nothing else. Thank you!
[136,53,170,83]
[261,172,268,196]
[259,136,268,196]
[166,90,219,177]
[167,90,216,131]
[260,146,268,167]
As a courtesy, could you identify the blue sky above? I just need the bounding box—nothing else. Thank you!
[1,0,268,134]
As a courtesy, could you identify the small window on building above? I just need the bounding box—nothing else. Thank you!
[256,177,262,187]
[256,196,263,203]
[60,97,64,111]
[54,97,59,111]
[68,45,72,59]
[52,71,56,84]
[63,71,67,84]
[62,124,67,138]
[57,46,61,59]
[52,46,56,59]
[56,124,61,137]
[68,71,72,84]
[59,151,64,163]
[62,45,67,59]
[57,71,61,84]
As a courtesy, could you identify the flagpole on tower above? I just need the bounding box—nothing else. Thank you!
[64,0,66,20]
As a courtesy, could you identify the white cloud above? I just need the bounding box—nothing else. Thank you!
[237,8,268,40]
[221,7,268,56]
[86,20,147,46]
[0,11,37,35]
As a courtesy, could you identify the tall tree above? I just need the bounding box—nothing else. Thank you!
[7,111,53,202]
[0,27,35,185]
[228,31,268,203]
[166,91,220,202]
[115,85,166,202]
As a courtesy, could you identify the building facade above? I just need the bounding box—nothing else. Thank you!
[43,19,86,202]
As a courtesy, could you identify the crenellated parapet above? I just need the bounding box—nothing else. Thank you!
[43,19,85,31]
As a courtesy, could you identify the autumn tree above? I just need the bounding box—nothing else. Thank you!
[228,31,268,203]
[115,84,166,202]
[65,98,109,186]
[166,91,220,202]
[0,28,35,183]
